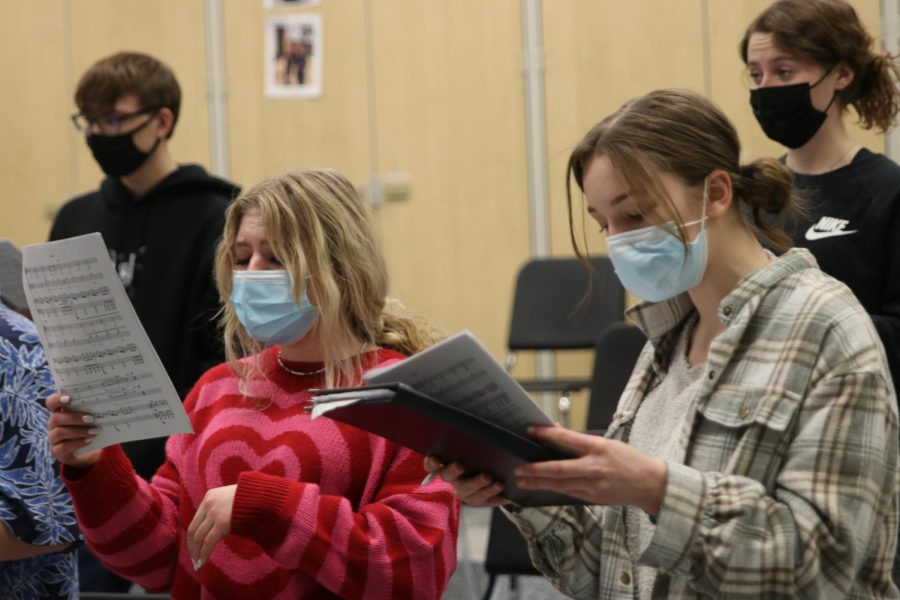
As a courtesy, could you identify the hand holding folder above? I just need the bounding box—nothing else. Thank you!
[310,332,588,507]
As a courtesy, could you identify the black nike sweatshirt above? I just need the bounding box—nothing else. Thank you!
[790,148,900,389]
[49,164,239,478]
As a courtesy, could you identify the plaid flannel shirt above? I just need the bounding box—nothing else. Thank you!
[507,248,899,599]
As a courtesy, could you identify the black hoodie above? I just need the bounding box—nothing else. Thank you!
[49,164,239,478]
[789,148,900,389]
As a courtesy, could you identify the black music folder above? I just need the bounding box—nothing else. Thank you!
[310,382,587,507]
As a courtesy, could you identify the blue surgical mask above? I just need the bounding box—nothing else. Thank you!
[606,182,709,302]
[230,270,318,345]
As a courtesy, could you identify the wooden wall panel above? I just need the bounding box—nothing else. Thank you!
[542,0,708,260]
[221,1,530,359]
[222,0,370,187]
[367,0,531,358]
[0,1,70,247]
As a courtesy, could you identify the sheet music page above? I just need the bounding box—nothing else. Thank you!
[0,239,27,310]
[22,233,193,455]
[364,331,552,435]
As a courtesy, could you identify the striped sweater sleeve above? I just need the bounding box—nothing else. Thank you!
[61,443,184,591]
[230,445,459,600]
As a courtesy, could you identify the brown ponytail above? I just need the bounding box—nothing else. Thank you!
[853,52,900,131]
[735,158,806,252]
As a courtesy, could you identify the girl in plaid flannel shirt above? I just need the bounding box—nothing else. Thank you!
[428,89,899,599]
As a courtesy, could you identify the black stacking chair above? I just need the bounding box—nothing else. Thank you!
[586,322,647,433]
[483,321,645,600]
[481,508,541,600]
[505,256,624,425]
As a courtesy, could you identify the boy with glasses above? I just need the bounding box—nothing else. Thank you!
[48,51,239,591]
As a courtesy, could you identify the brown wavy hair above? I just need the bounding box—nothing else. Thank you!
[740,0,900,132]
[75,51,181,138]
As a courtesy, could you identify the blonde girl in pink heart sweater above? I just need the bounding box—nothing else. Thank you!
[47,169,459,599]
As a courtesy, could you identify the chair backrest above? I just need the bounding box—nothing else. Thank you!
[586,322,647,431]
[507,256,623,351]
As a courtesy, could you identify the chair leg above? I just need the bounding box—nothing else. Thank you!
[481,574,496,600]
[511,574,521,599]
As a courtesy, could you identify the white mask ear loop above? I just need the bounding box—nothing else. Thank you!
[699,176,709,228]
[680,177,709,241]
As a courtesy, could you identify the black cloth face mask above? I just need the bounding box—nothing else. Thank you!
[749,72,837,149]
[86,112,162,177]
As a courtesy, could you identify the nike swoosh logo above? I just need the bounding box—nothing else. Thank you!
[805,227,859,241]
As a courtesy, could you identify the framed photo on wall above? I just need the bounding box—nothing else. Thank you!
[264,13,323,99]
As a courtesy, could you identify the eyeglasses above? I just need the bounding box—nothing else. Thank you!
[70,107,158,136]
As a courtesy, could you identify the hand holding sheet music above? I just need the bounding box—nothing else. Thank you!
[23,233,193,455]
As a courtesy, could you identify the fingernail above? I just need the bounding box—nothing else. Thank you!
[82,415,94,423]
[192,557,203,570]
[87,427,99,435]
[60,395,70,405]
[83,437,94,445]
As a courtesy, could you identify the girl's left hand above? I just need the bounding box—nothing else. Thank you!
[517,425,667,515]
[187,484,237,569]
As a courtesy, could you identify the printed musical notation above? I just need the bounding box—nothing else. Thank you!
[44,314,128,348]
[365,331,553,435]
[56,352,144,376]
[22,233,192,451]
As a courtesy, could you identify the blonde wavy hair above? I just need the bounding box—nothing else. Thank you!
[214,169,439,390]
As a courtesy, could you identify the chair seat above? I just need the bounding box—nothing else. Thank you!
[516,377,590,393]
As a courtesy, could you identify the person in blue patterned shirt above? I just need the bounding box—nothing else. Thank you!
[0,302,80,598]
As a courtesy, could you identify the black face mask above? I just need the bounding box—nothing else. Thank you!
[749,73,837,149]
[86,113,162,177]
